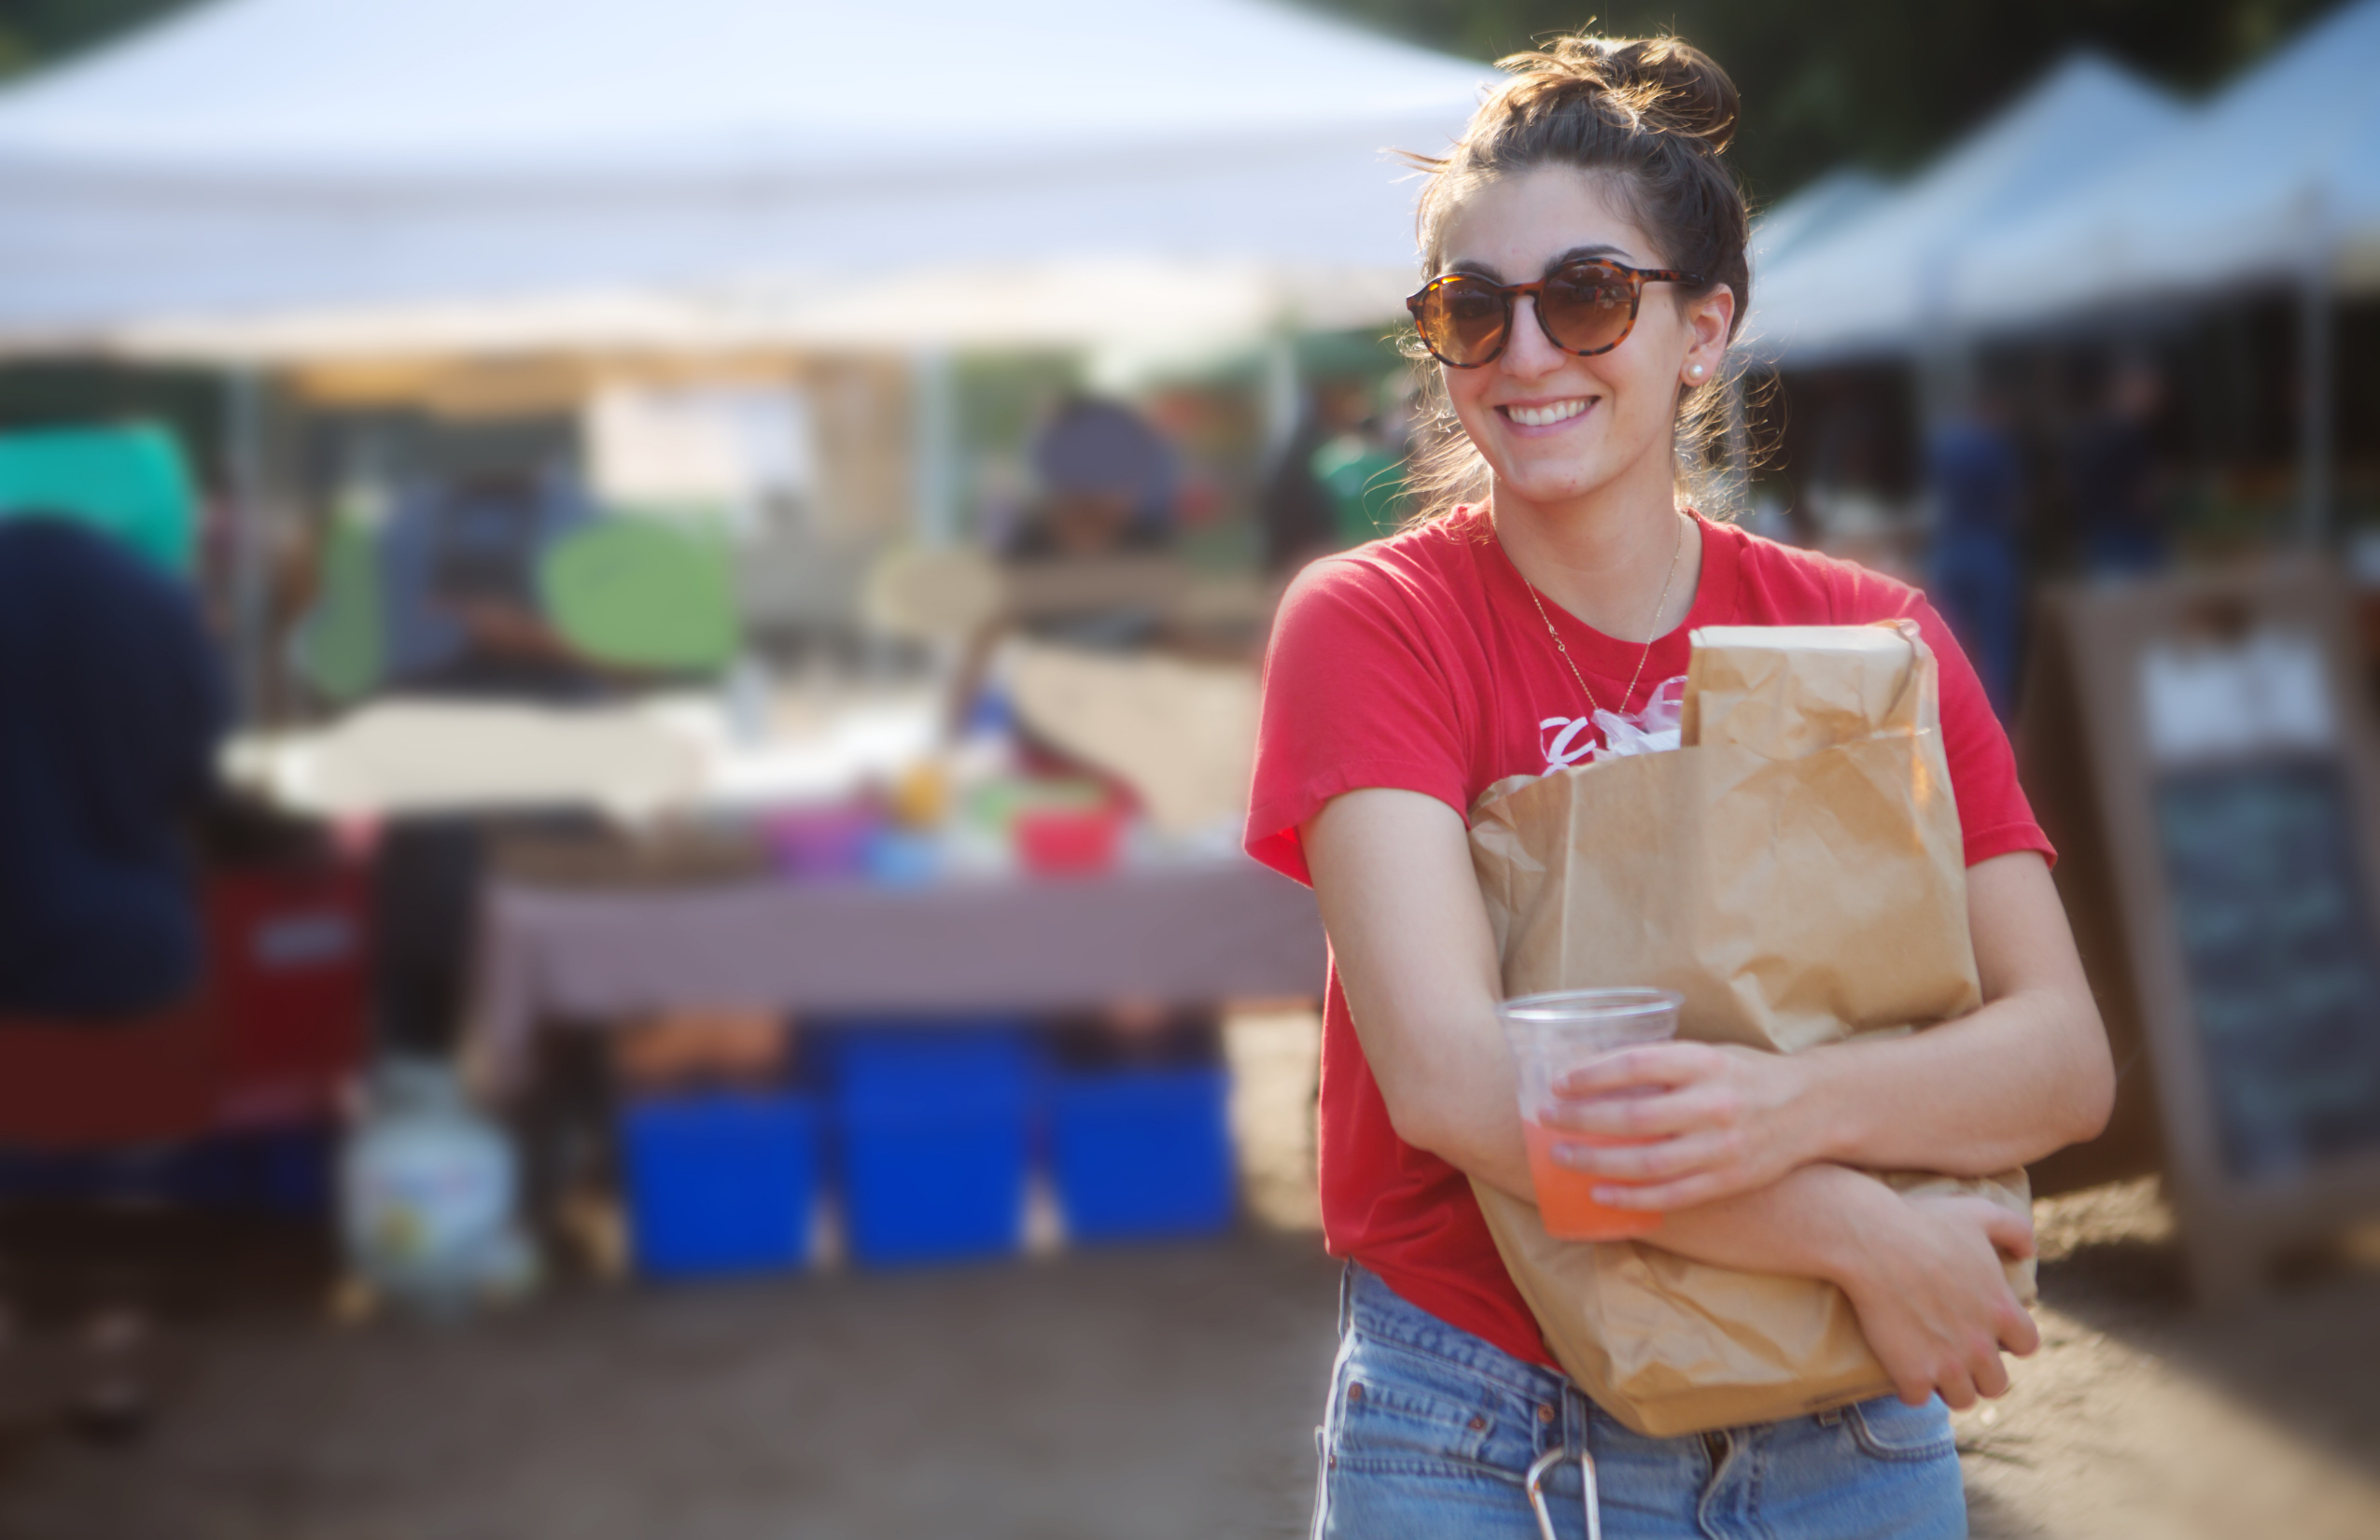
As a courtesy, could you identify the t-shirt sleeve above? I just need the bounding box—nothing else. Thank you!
[1852,578,2054,870]
[1244,556,1472,885]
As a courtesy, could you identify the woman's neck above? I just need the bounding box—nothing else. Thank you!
[1490,466,1701,644]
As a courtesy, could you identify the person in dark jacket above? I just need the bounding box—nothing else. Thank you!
[0,516,227,1019]
[2067,359,2169,577]
[1925,391,2026,719]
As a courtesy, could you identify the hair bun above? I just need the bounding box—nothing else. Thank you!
[1599,37,1738,151]
[1498,35,1738,155]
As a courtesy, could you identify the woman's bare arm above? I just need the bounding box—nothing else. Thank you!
[1302,789,1527,1196]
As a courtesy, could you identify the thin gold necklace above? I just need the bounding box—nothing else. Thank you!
[1520,511,1687,721]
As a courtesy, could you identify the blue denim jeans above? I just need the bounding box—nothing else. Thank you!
[1312,1266,1966,1540]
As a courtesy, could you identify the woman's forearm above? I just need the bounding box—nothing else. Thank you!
[1638,1163,1898,1283]
[1303,790,1540,1197]
[1653,1166,2043,1410]
[1795,984,2107,1176]
[1796,852,2113,1175]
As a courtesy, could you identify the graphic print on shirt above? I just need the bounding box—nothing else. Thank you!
[1535,677,1690,773]
[1538,713,1600,771]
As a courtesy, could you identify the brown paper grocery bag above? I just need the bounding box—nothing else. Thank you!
[1467,621,2037,1438]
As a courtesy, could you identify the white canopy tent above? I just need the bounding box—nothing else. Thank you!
[0,0,1497,715]
[1947,0,2380,542]
[1747,169,1887,277]
[1952,0,2380,325]
[0,0,1493,356]
[1750,53,2184,368]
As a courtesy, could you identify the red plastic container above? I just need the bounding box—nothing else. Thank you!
[1015,805,1124,876]
[206,864,371,1128]
[0,862,370,1148]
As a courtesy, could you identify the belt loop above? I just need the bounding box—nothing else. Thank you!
[1337,1260,1355,1339]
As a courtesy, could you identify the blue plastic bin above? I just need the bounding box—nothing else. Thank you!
[1049,1066,1234,1242]
[833,1027,1029,1267]
[621,1090,819,1280]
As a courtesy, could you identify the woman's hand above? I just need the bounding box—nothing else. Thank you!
[1540,1042,1823,1211]
[1833,1189,2041,1409]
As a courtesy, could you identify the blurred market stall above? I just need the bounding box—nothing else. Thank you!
[0,0,1486,702]
[1952,0,2380,541]
[1755,1,2380,547]
[0,0,1477,1319]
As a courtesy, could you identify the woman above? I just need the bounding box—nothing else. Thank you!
[1245,35,2114,1540]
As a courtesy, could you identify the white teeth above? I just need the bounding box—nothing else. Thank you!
[1505,399,1589,427]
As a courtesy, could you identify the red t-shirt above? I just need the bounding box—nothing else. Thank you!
[1244,508,2052,1367]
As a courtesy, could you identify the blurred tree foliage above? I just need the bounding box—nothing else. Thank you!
[0,0,190,79]
[1308,0,2345,205]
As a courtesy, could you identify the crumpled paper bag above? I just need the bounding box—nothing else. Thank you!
[1467,620,2035,1438]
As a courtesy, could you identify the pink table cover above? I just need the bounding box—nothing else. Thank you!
[472,858,1325,1089]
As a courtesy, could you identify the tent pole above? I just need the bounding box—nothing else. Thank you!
[1720,371,1750,519]
[2296,246,2333,549]
[911,349,958,548]
[1262,335,1300,461]
[222,367,268,723]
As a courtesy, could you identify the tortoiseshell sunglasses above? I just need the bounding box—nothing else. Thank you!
[1406,259,1703,369]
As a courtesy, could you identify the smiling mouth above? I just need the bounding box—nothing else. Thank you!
[1499,398,1593,427]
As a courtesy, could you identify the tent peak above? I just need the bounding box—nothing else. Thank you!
[0,0,1491,174]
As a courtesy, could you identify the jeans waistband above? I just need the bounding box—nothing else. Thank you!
[1339,1263,1571,1409]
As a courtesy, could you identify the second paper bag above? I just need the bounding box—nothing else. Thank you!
[1467,621,2034,1438]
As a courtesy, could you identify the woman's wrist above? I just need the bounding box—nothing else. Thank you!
[1785,1041,1874,1171]
[1645,1161,1894,1283]
[1792,1162,1908,1298]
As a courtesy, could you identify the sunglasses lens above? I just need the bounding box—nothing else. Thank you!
[1539,263,1636,355]
[1419,278,1508,366]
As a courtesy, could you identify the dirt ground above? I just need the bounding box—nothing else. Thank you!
[0,1011,2374,1539]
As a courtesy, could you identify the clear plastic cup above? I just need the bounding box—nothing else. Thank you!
[1497,987,1683,1240]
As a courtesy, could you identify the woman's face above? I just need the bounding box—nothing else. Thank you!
[1433,165,1732,510]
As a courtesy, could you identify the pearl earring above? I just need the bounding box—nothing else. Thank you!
[1688,364,1706,379]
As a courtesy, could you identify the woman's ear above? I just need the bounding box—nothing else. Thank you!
[1680,285,1735,385]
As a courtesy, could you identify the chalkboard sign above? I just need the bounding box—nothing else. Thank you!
[2019,564,2380,1306]
[2154,759,2380,1182]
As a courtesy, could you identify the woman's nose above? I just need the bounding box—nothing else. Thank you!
[1500,295,1564,377]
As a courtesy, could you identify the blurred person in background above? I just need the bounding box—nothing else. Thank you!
[1802,416,1912,580]
[364,471,609,1058]
[1252,34,2110,1538]
[1925,385,2026,718]
[1310,377,1418,551]
[1262,375,1402,572]
[1001,395,1181,651]
[1009,395,1175,562]
[996,396,1221,1067]
[0,513,228,1443]
[0,517,227,1020]
[2066,356,2171,577]
[377,469,598,699]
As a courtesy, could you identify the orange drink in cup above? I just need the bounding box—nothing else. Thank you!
[1497,987,1683,1241]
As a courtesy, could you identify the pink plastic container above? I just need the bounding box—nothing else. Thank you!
[1015,805,1124,877]
[765,805,882,881]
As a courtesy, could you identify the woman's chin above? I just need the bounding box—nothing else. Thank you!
[1491,461,1613,509]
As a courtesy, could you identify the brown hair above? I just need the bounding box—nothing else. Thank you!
[1400,34,1752,522]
